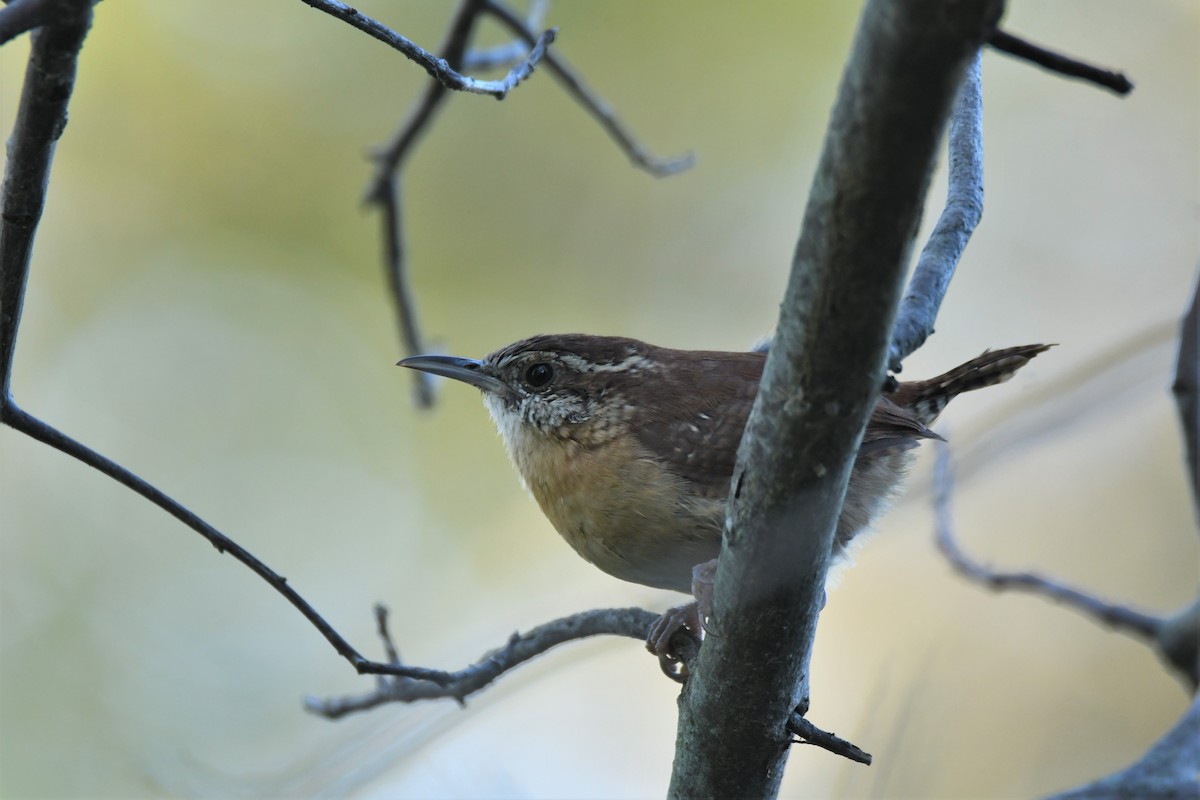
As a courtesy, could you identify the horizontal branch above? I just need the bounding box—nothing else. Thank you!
[987,29,1133,95]
[306,606,665,718]
[297,0,555,99]
[305,602,869,764]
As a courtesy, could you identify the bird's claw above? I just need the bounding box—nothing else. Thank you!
[645,559,720,670]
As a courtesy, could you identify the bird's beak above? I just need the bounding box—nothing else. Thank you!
[397,354,508,396]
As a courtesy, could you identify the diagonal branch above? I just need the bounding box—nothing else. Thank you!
[669,2,1003,796]
[297,0,555,100]
[987,29,1134,96]
[305,607,668,719]
[889,52,984,371]
[1,1,93,399]
[305,603,868,763]
[0,0,58,45]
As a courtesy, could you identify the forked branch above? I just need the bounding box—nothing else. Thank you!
[297,0,555,100]
[304,603,870,764]
[364,0,693,406]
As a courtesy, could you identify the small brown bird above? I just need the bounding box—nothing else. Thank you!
[400,335,1049,653]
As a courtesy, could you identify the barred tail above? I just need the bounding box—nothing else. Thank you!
[896,344,1053,425]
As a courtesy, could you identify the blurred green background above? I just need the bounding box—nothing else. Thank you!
[1,1,1197,797]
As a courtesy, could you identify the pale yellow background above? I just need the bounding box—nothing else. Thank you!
[0,2,1197,798]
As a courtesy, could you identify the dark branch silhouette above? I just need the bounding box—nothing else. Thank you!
[988,29,1134,95]
[2,2,93,395]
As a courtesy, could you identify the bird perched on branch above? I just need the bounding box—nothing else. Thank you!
[400,335,1049,657]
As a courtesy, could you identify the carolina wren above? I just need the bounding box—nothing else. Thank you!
[400,335,1049,652]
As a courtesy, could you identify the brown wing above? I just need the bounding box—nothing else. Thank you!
[631,349,765,500]
[632,348,953,491]
[860,396,944,454]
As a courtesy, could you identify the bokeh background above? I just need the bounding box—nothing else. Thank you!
[1,1,1197,798]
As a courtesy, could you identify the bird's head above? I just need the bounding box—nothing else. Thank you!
[398,334,656,443]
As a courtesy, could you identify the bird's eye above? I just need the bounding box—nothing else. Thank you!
[525,362,554,388]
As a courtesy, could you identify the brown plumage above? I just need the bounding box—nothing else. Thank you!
[400,337,1051,595]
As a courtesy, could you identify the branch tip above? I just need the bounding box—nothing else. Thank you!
[988,29,1134,95]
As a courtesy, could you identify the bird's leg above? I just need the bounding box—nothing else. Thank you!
[646,559,719,659]
[690,558,718,623]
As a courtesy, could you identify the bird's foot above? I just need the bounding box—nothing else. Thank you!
[647,600,704,659]
[645,559,720,661]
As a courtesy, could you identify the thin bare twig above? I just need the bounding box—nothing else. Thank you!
[366,0,490,200]
[378,178,435,406]
[365,0,488,406]
[373,603,401,668]
[933,443,1163,639]
[462,0,548,71]
[365,0,692,406]
[889,51,984,371]
[788,712,873,765]
[306,603,868,764]
[297,0,555,100]
[305,607,664,718]
[483,0,694,177]
[987,29,1133,96]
